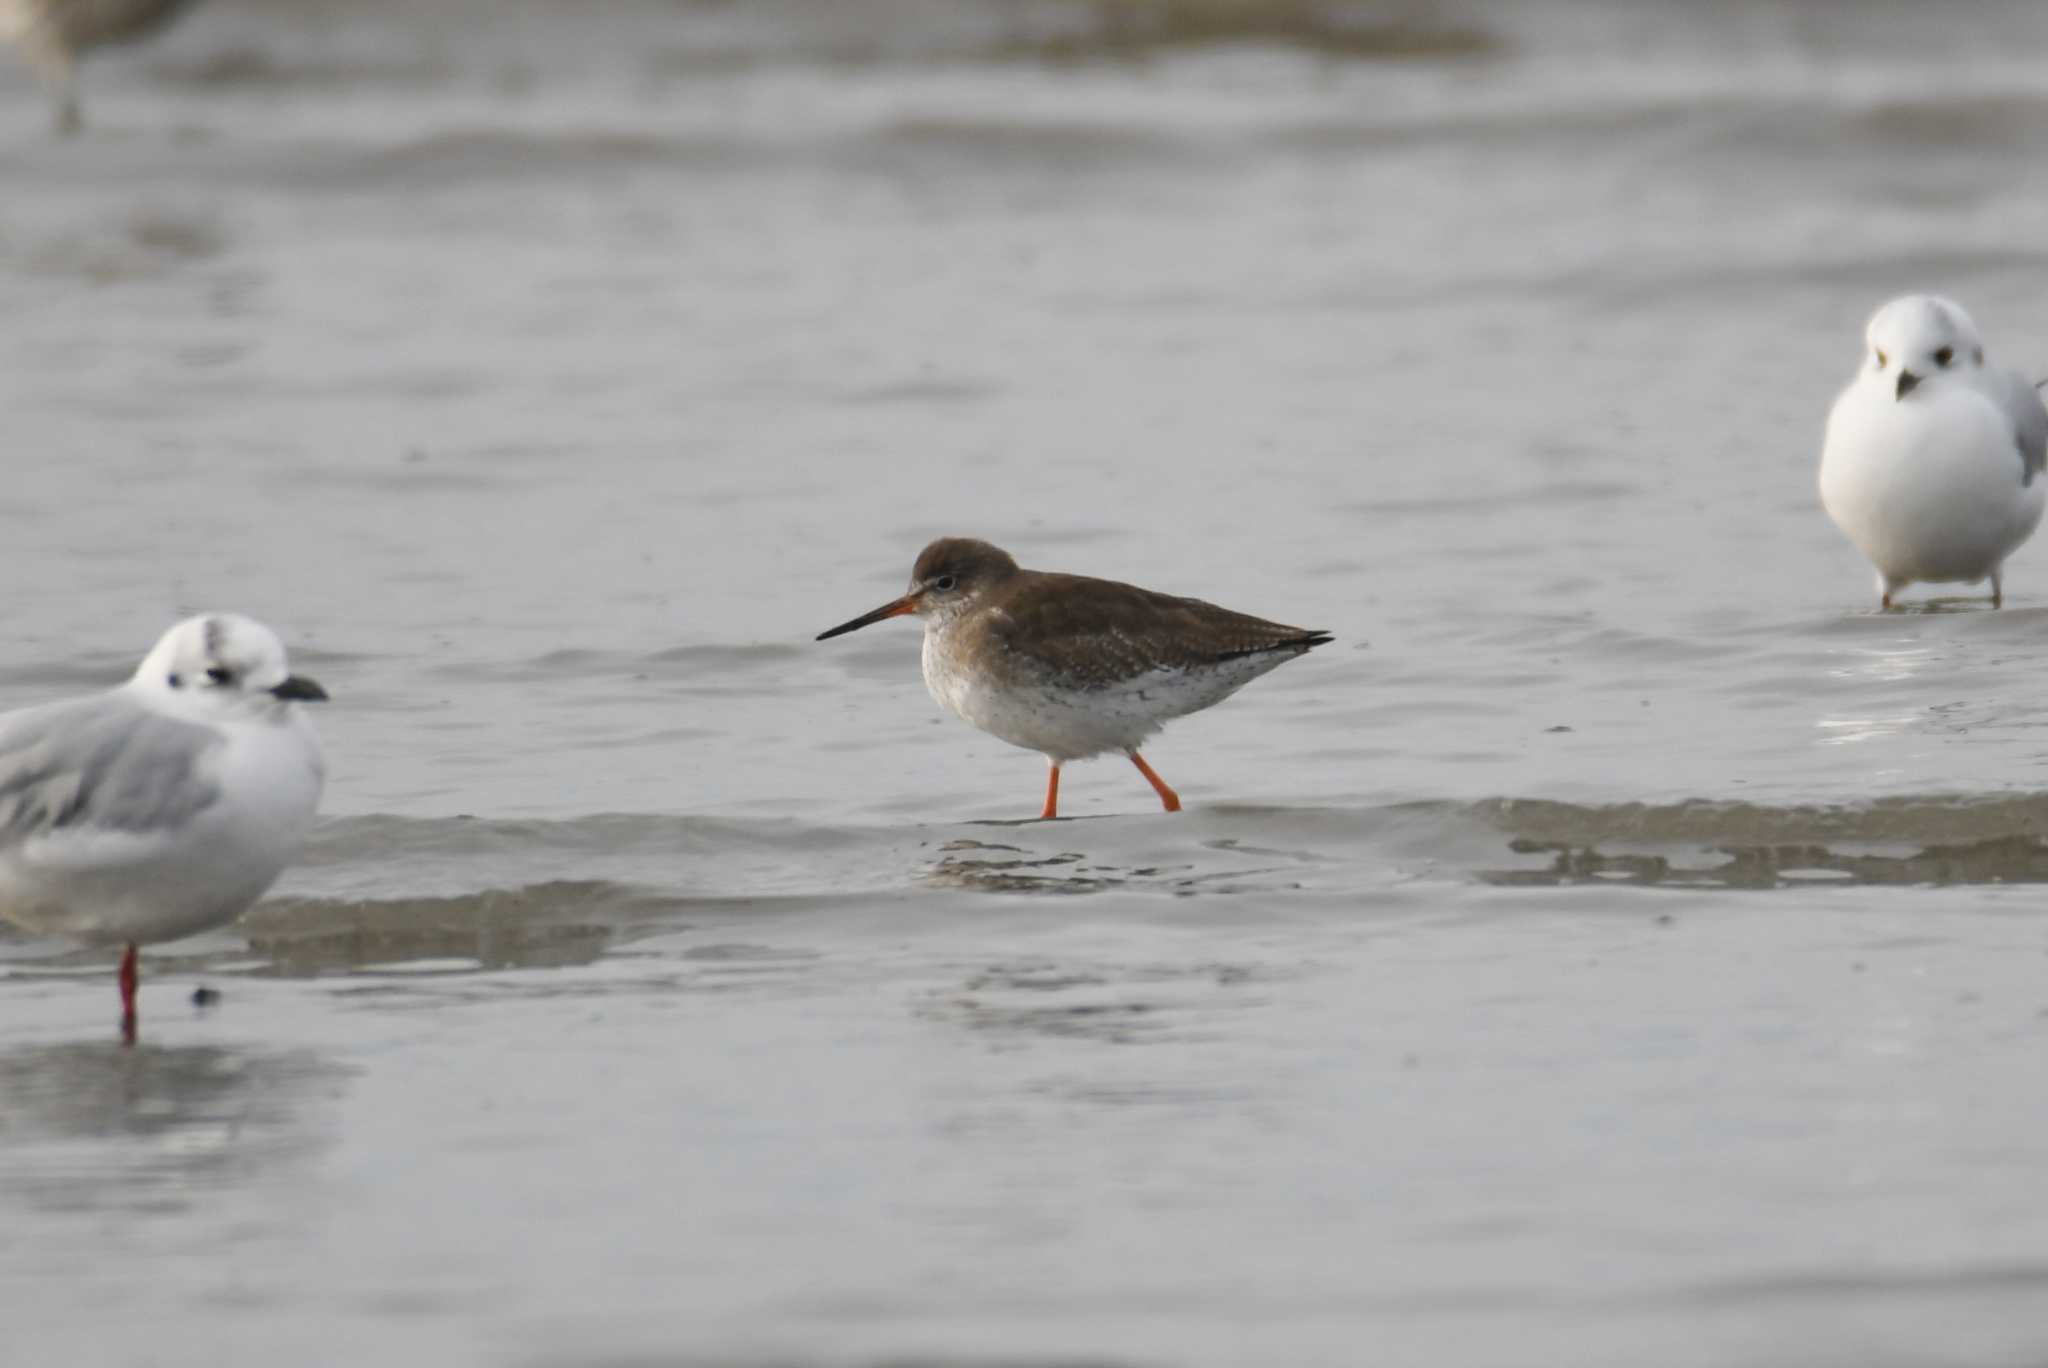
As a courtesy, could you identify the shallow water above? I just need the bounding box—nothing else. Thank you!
[6,1,2048,1364]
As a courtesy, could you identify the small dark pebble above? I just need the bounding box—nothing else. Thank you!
[1545,725,1573,733]
[191,986,222,1008]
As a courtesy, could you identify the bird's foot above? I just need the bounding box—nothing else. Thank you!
[1129,752,1182,813]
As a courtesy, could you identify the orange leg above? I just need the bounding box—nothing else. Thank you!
[118,943,138,1046]
[1128,751,1182,813]
[1040,764,1061,820]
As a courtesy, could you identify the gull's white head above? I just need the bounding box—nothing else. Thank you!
[130,613,329,717]
[1862,294,1986,402]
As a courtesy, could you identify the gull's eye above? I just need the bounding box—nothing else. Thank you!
[205,666,234,686]
[166,674,183,689]
[1935,346,1955,367]
[1875,349,1888,368]
[932,574,958,592]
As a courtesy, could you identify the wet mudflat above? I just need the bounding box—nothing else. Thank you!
[5,1,2048,1364]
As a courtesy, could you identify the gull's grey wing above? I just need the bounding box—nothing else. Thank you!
[1983,367,2048,486]
[0,691,223,847]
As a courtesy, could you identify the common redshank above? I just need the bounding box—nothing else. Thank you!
[817,537,1331,819]
[0,614,327,1042]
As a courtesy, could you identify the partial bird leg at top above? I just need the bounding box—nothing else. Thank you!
[15,32,82,135]
[118,943,138,1045]
[54,79,80,137]
[1040,763,1060,821]
[1992,569,2004,609]
[1128,751,1182,813]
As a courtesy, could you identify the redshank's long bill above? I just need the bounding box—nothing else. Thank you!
[817,537,1331,819]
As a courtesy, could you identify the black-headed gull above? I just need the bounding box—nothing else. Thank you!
[1820,294,2047,609]
[0,613,327,1041]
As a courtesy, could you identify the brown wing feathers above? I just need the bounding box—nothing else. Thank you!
[983,572,1328,685]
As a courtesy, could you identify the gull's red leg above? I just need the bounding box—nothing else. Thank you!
[1040,764,1061,821]
[118,944,138,1046]
[1128,751,1182,813]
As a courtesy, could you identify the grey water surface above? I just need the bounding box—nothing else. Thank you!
[5,1,2048,1364]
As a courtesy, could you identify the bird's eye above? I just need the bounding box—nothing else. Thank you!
[166,673,183,689]
[205,666,234,686]
[933,574,958,592]
[1935,346,1955,367]
[1875,349,1888,368]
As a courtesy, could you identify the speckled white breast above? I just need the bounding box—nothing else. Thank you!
[920,621,1294,764]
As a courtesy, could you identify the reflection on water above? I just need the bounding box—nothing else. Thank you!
[531,1355,1150,1368]
[926,836,1307,896]
[989,0,1502,62]
[1864,598,2005,617]
[1817,639,1942,743]
[1491,833,2048,890]
[1814,714,1918,746]
[927,839,1119,895]
[919,955,1280,1048]
[245,881,677,975]
[1479,795,2048,890]
[920,797,2048,900]
[1476,794,2048,846]
[0,1043,348,1216]
[1825,641,1934,684]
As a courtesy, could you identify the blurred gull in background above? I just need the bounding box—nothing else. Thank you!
[0,0,201,133]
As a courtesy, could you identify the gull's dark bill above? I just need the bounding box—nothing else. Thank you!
[270,675,329,702]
